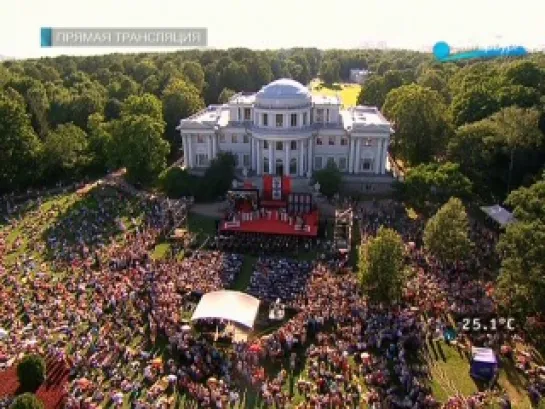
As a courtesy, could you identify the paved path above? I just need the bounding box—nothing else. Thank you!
[190,201,226,218]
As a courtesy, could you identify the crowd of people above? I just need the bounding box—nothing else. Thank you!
[210,232,318,257]
[1,187,544,409]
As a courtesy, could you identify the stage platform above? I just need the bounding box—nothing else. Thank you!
[220,211,318,237]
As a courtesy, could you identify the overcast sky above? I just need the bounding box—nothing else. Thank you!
[1,0,544,58]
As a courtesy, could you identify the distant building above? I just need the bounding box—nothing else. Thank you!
[349,69,370,84]
[177,78,392,182]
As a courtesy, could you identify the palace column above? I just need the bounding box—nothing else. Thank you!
[212,134,218,159]
[298,140,305,176]
[182,135,189,167]
[354,138,362,174]
[256,140,261,175]
[187,135,193,168]
[374,137,381,174]
[381,138,388,175]
[307,137,313,178]
[268,141,274,175]
[348,138,355,173]
[284,141,290,176]
[207,135,213,165]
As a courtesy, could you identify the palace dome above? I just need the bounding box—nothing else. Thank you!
[255,78,312,108]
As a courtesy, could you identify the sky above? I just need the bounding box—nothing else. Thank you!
[1,0,544,59]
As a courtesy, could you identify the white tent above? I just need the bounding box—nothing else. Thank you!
[480,205,515,227]
[191,290,261,329]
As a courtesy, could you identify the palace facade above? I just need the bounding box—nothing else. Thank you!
[177,78,393,179]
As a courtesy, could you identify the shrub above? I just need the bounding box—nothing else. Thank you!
[16,355,46,392]
[10,393,44,409]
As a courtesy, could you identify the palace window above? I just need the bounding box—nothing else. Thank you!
[290,113,298,127]
[219,134,226,143]
[244,108,251,121]
[276,141,283,151]
[232,134,238,143]
[197,135,205,144]
[233,154,240,167]
[314,156,323,170]
[327,157,335,167]
[243,134,249,143]
[196,154,209,167]
[326,109,330,123]
[341,138,348,146]
[315,108,324,123]
[303,112,308,125]
[289,158,297,175]
[264,140,269,149]
[316,137,323,145]
[243,154,251,167]
[263,157,270,174]
[361,158,372,171]
[328,136,335,146]
[276,114,283,127]
[339,157,347,171]
[263,113,268,126]
[290,141,297,150]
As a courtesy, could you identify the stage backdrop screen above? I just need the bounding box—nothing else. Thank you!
[227,189,260,211]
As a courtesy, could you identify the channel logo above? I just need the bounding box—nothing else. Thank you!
[433,41,528,62]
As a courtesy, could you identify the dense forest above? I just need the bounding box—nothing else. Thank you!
[1,48,545,206]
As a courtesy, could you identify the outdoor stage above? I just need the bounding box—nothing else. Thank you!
[220,209,318,237]
[220,175,318,237]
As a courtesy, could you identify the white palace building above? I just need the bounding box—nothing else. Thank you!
[177,78,393,188]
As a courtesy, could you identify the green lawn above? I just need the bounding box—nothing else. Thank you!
[230,255,257,292]
[187,212,217,243]
[309,79,361,108]
[426,341,478,402]
[152,242,171,260]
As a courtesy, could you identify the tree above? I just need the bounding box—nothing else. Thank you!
[25,84,50,138]
[201,152,236,200]
[43,123,90,178]
[161,78,205,145]
[357,76,386,107]
[359,227,405,304]
[495,174,545,317]
[400,162,472,209]
[382,84,451,165]
[320,59,341,85]
[450,86,499,126]
[447,120,502,201]
[107,74,139,101]
[424,197,472,264]
[503,60,545,90]
[87,113,112,171]
[131,59,157,83]
[0,93,42,192]
[486,107,543,195]
[108,115,169,185]
[313,160,342,198]
[417,69,448,100]
[220,61,250,91]
[158,167,198,198]
[17,355,46,392]
[9,393,44,409]
[504,172,545,222]
[181,61,205,91]
[218,88,235,104]
[496,220,545,317]
[121,93,163,121]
